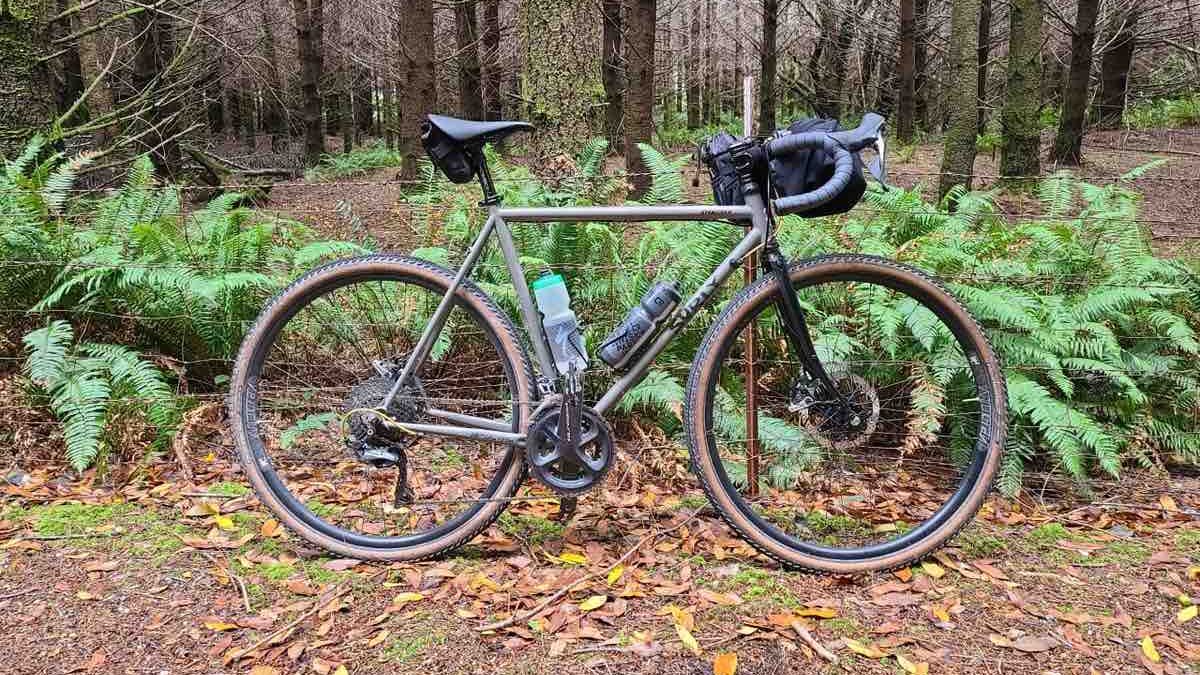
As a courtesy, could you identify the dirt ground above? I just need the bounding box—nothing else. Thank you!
[1,436,1197,675]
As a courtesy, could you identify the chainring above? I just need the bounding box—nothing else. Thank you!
[525,406,614,495]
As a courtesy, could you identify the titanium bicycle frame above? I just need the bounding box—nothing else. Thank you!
[380,196,771,447]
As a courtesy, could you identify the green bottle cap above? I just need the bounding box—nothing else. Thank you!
[531,273,565,291]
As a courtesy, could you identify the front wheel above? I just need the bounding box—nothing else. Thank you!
[686,254,1007,573]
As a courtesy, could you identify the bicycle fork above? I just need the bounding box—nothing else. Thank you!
[762,243,850,410]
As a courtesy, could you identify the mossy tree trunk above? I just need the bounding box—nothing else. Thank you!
[999,0,1042,178]
[1050,0,1099,165]
[0,4,52,157]
[521,0,600,156]
[937,0,981,200]
[976,0,991,133]
[600,0,623,147]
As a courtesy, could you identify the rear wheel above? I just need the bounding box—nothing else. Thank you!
[229,255,534,561]
[686,254,1006,573]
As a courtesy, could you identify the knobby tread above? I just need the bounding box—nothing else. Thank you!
[229,254,534,562]
[684,253,1008,574]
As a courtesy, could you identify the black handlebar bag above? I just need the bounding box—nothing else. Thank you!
[769,118,867,217]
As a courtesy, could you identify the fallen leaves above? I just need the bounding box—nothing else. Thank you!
[1177,605,1197,624]
[1141,635,1162,663]
[712,651,737,675]
[578,595,607,612]
[844,638,887,659]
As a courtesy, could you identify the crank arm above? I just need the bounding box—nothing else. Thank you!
[763,246,848,407]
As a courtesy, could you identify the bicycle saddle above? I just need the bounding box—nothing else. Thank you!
[426,114,534,145]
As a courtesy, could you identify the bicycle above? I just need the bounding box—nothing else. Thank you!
[229,112,1007,573]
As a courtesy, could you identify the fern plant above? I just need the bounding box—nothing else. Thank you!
[22,320,178,470]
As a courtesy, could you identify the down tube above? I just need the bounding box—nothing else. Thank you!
[593,227,764,415]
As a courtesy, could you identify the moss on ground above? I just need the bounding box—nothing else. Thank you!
[497,512,565,546]
[381,633,447,663]
[27,502,136,536]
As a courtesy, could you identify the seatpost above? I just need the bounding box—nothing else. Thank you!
[475,149,501,206]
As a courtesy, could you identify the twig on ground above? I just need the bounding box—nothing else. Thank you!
[226,578,357,662]
[189,547,253,613]
[476,509,704,633]
[792,620,839,664]
[0,588,35,601]
[30,532,117,541]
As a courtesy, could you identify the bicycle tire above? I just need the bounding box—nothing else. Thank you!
[229,254,535,561]
[685,254,1007,574]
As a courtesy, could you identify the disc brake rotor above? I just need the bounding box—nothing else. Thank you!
[791,371,880,451]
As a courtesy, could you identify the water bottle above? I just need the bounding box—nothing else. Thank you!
[532,273,588,376]
[598,281,681,370]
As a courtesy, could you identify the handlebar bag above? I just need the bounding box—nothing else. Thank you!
[769,118,867,217]
[699,131,747,206]
[421,121,478,184]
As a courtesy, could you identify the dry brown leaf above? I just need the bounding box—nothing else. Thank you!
[367,630,390,648]
[249,667,280,675]
[844,639,887,659]
[676,623,701,656]
[920,562,946,579]
[712,651,738,675]
[260,519,280,537]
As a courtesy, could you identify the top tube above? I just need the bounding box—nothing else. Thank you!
[497,204,755,223]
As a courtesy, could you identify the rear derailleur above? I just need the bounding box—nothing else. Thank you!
[340,359,426,507]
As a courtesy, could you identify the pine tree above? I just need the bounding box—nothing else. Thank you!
[1000,0,1043,178]
[937,0,981,200]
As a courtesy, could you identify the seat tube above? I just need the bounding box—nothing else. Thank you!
[491,207,558,386]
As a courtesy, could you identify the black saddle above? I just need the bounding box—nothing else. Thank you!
[425,114,533,146]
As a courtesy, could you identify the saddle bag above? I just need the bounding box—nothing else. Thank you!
[768,118,866,217]
[699,131,749,206]
[421,121,478,184]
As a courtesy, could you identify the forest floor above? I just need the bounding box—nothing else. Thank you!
[0,443,1197,675]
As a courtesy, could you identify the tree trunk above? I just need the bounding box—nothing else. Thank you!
[399,0,434,176]
[913,0,929,126]
[481,0,502,121]
[999,0,1042,177]
[937,0,981,200]
[0,7,53,156]
[733,2,743,117]
[976,0,991,133]
[625,0,655,199]
[292,0,325,166]
[51,0,84,123]
[340,71,355,152]
[76,0,116,147]
[758,0,777,134]
[1050,0,1099,165]
[131,7,182,178]
[601,0,623,147]
[259,1,288,148]
[1092,11,1137,129]
[687,0,701,128]
[521,0,600,154]
[455,0,483,119]
[897,0,916,141]
[703,0,716,123]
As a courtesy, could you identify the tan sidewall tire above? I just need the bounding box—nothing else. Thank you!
[685,254,1007,574]
[229,254,534,561]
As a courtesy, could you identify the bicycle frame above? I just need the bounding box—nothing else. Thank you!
[382,192,773,446]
